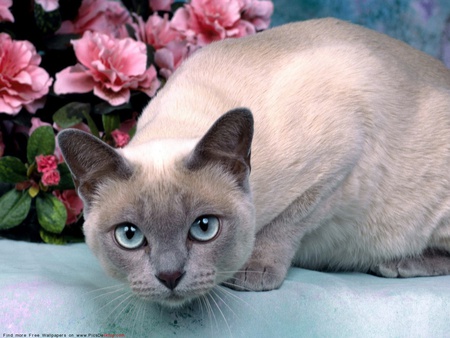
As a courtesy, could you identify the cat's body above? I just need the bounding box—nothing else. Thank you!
[59,18,450,307]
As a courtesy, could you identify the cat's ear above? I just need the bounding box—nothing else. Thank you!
[57,129,132,207]
[186,108,254,191]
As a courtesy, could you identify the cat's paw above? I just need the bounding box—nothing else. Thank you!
[225,260,288,291]
[370,250,450,278]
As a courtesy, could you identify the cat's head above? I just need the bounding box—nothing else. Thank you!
[58,108,255,307]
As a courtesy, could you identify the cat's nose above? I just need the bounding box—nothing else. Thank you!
[156,270,185,290]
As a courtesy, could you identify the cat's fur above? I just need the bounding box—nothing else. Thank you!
[58,18,450,307]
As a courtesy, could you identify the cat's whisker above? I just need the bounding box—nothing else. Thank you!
[89,285,128,302]
[210,288,239,323]
[108,292,136,323]
[197,296,211,335]
[214,285,257,313]
[82,283,125,297]
[82,283,126,306]
[203,294,219,335]
[208,291,233,337]
[127,297,140,337]
[217,269,284,277]
[220,280,254,292]
[94,289,130,316]
[135,300,147,336]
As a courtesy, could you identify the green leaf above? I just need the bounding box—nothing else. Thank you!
[39,229,67,245]
[0,157,27,183]
[128,125,137,139]
[53,102,90,128]
[81,111,100,138]
[27,126,56,164]
[0,189,32,230]
[36,193,67,234]
[102,113,120,139]
[93,101,132,115]
[54,163,75,190]
[34,3,62,34]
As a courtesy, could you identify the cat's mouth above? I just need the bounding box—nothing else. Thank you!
[156,291,204,308]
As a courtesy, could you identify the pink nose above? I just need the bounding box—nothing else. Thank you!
[156,271,185,290]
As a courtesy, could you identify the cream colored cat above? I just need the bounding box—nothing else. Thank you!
[58,18,450,308]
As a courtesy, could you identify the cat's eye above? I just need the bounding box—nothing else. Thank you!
[189,216,220,242]
[114,223,146,250]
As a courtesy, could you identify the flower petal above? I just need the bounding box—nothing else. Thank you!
[54,65,95,94]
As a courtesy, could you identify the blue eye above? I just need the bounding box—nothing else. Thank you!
[189,216,220,242]
[114,223,146,249]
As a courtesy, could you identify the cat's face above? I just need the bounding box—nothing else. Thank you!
[84,160,255,307]
[58,109,255,307]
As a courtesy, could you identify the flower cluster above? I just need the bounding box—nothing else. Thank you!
[0,33,53,114]
[0,0,273,244]
[36,154,60,186]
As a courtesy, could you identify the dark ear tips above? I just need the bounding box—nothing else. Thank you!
[57,129,132,207]
[186,108,254,190]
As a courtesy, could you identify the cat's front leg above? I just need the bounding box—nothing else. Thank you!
[226,231,294,291]
[226,191,320,291]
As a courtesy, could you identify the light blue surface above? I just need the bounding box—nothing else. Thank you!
[1,239,450,337]
[3,2,450,337]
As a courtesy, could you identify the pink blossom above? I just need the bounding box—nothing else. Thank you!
[111,129,130,148]
[0,0,14,23]
[171,0,254,46]
[135,13,183,50]
[149,0,173,11]
[155,41,193,79]
[241,0,273,30]
[29,117,52,136]
[53,190,83,224]
[134,13,191,78]
[41,169,60,186]
[54,31,160,106]
[0,131,4,157]
[119,113,138,134]
[35,0,59,12]
[0,33,53,115]
[36,154,58,173]
[57,0,132,38]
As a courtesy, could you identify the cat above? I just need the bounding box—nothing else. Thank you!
[58,17,450,308]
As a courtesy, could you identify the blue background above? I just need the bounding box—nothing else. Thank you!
[271,0,450,67]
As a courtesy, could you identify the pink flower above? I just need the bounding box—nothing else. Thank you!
[54,31,160,106]
[135,13,183,50]
[53,190,83,224]
[41,169,60,186]
[0,0,14,23]
[111,129,130,148]
[149,0,173,11]
[171,0,254,46]
[155,41,193,79]
[0,33,53,115]
[29,117,52,136]
[35,0,59,12]
[36,154,58,173]
[57,0,132,38]
[119,113,138,134]
[241,0,273,30]
[134,13,191,78]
